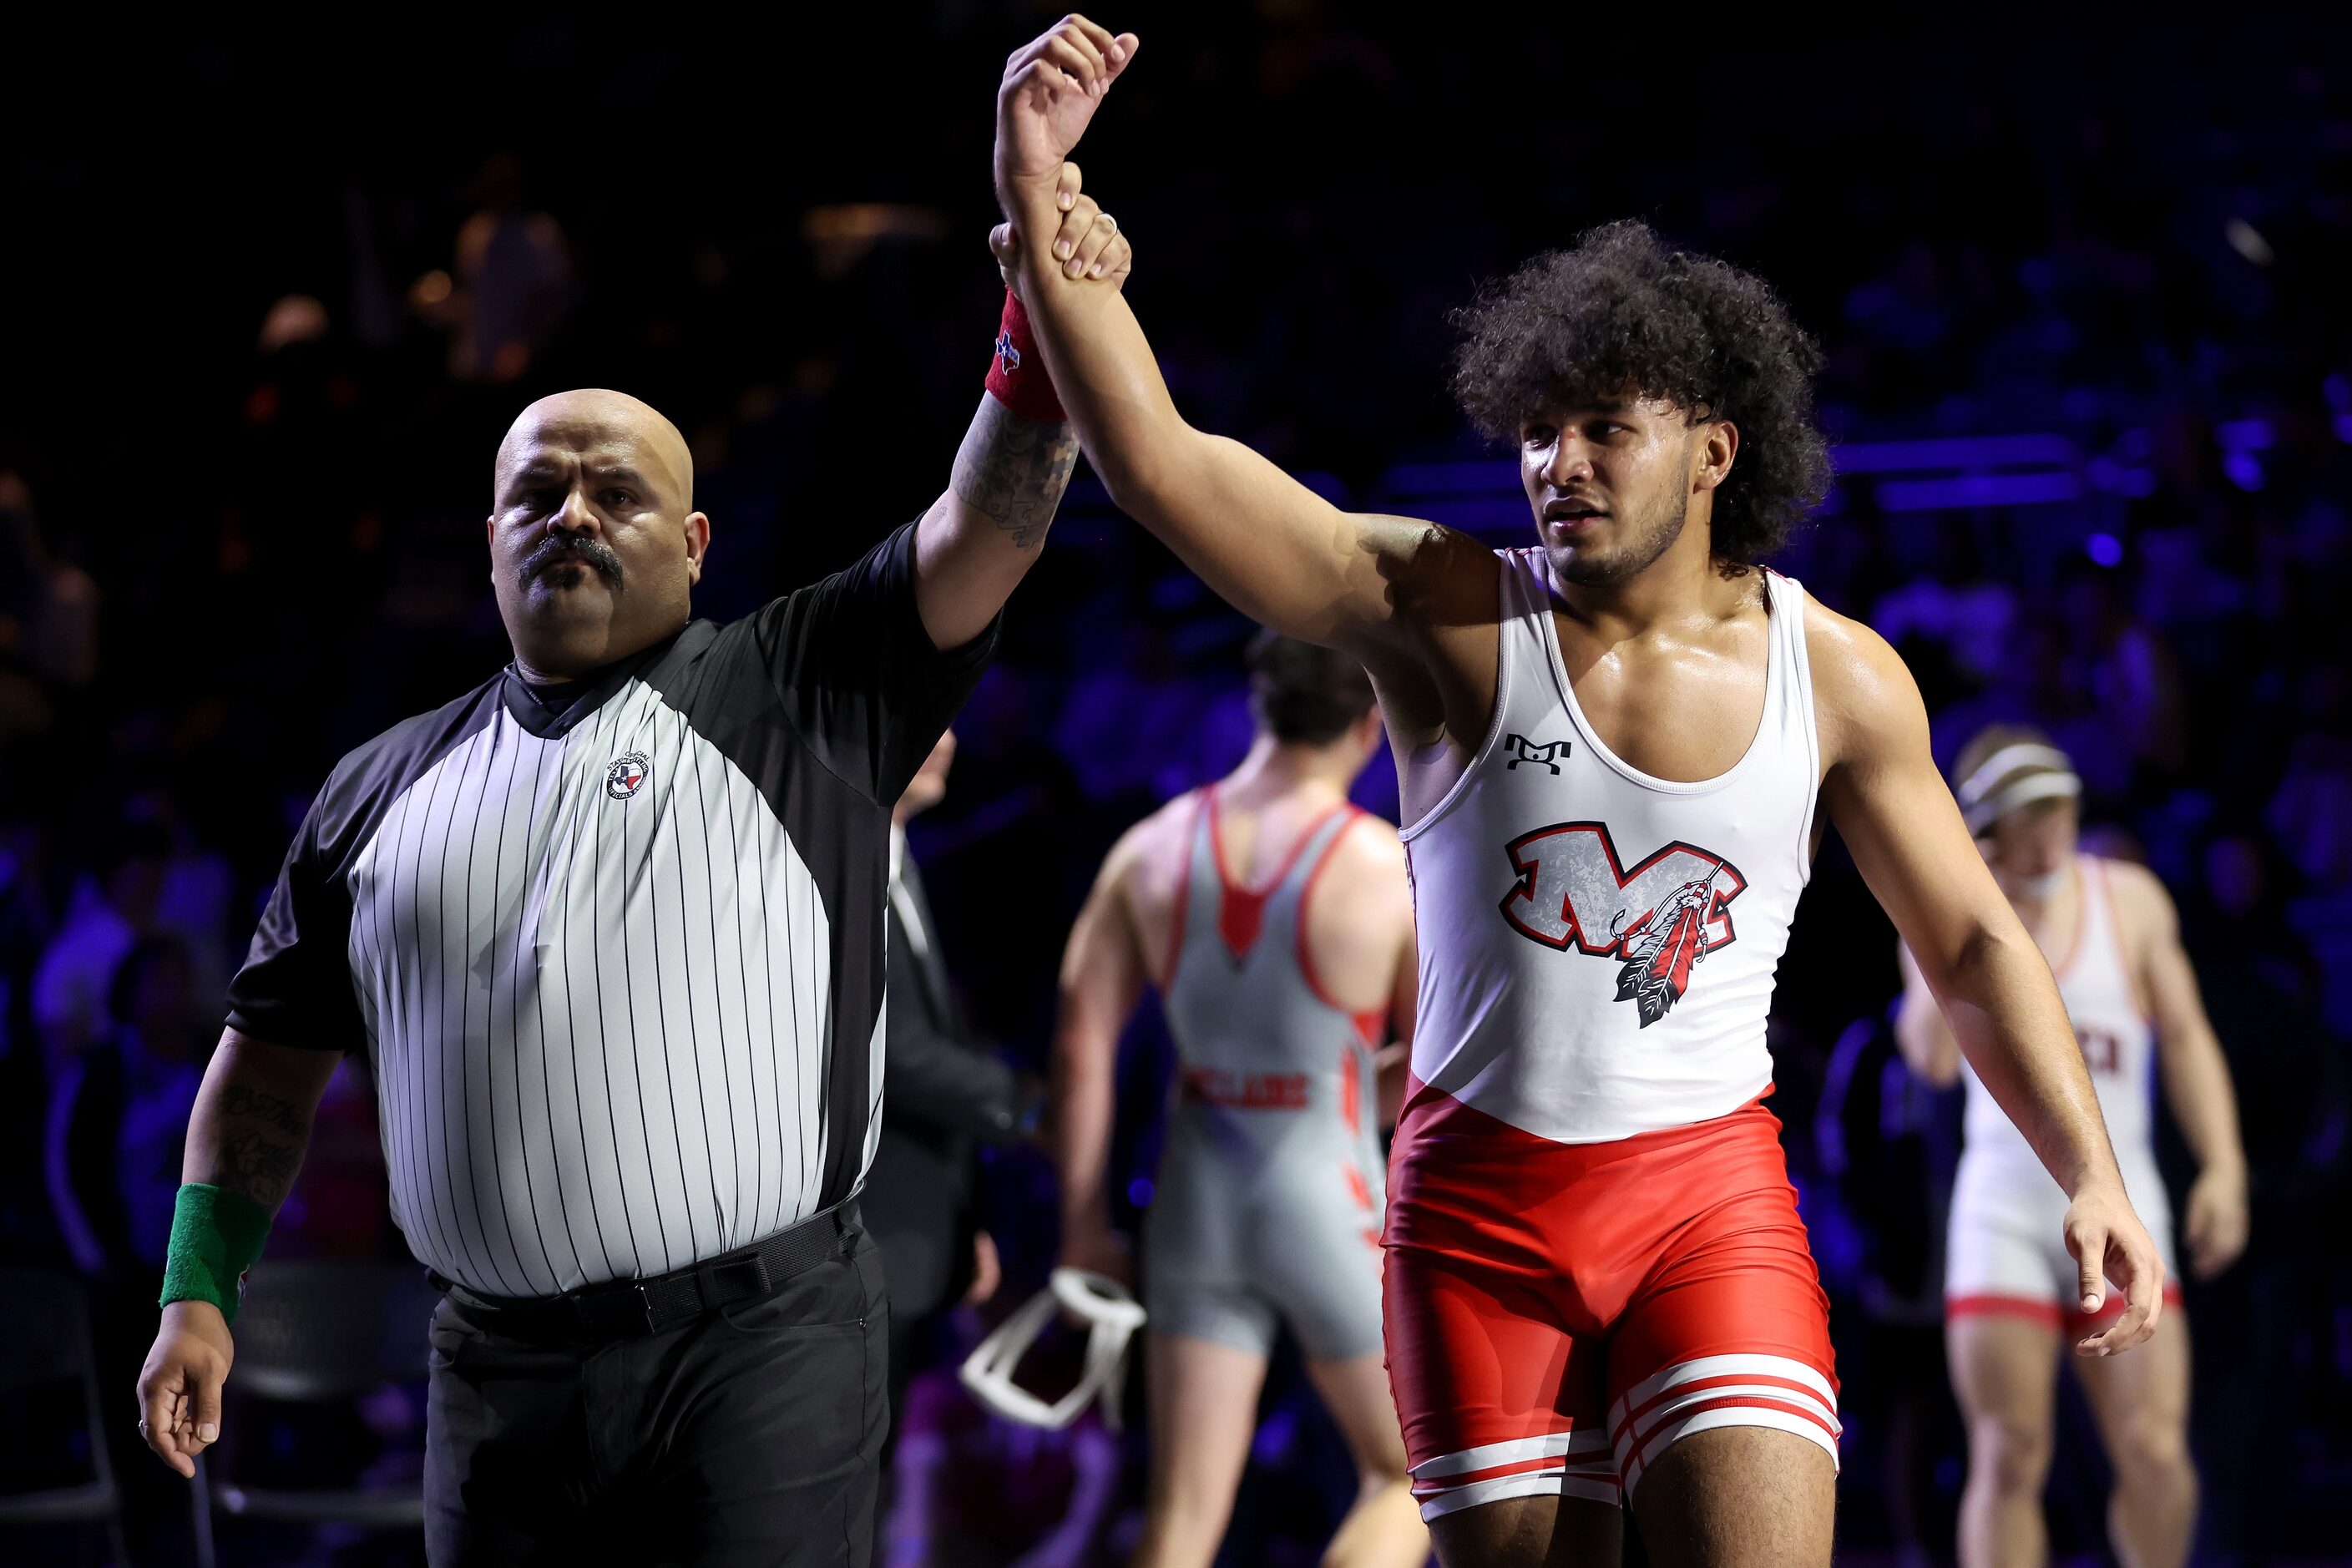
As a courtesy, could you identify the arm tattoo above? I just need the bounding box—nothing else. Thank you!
[214,1132,304,1208]
[950,394,1080,550]
[219,1085,310,1137]
[203,1085,315,1209]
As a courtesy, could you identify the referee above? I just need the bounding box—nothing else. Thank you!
[133,174,1132,1564]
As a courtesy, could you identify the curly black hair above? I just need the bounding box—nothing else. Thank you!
[1451,220,1830,569]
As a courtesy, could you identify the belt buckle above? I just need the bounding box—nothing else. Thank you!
[696,1254,771,1310]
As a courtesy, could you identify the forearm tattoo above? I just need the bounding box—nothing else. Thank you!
[950,393,1080,550]
[203,1085,313,1208]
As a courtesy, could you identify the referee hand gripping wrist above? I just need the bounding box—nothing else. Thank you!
[139,1300,235,1478]
[989,162,1132,300]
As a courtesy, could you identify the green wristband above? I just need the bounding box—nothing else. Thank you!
[159,1184,273,1326]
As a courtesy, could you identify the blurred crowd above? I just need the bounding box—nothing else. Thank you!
[3,10,2350,1565]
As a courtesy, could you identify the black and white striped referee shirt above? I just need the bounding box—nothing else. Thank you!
[225,522,991,1298]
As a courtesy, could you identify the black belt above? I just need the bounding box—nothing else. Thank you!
[433,1202,860,1343]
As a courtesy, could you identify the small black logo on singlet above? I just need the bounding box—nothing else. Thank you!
[1503,734,1571,773]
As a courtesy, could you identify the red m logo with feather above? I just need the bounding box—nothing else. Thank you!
[1498,823,1746,1028]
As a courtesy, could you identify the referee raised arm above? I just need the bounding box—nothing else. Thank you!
[133,160,1134,1566]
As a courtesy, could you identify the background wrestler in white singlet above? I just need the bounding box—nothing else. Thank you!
[1899,725,2248,1568]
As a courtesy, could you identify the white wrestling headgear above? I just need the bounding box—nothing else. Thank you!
[959,1267,1146,1432]
[1955,742,2081,836]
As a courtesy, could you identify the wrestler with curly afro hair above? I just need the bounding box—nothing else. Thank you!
[1452,220,1830,579]
[997,63,2172,1565]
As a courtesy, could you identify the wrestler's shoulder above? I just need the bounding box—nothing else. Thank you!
[1101,790,1198,892]
[1796,589,1925,753]
[1322,812,1410,927]
[2095,855,2179,940]
[1334,808,1406,867]
[1363,517,1509,619]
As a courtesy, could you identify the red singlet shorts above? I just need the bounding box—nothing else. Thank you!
[1383,1081,1840,1520]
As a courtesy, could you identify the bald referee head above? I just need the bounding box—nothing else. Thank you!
[488,388,712,680]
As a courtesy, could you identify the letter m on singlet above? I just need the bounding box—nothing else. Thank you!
[1497,822,1747,958]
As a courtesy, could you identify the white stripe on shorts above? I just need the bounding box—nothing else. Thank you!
[1408,1427,1611,1479]
[1409,1429,1621,1520]
[1608,1353,1842,1498]
[1412,1465,1622,1521]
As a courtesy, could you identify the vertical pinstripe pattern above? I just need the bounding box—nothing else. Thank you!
[343,679,836,1295]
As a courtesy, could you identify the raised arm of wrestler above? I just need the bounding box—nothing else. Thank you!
[990,18,1497,779]
[996,17,2162,1358]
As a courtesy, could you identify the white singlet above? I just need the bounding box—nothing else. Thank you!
[1399,548,1821,1146]
[1947,854,2179,1317]
[1962,856,2157,1162]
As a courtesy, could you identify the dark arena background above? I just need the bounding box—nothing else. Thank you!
[5,8,2351,1565]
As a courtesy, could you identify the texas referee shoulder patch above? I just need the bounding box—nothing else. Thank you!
[604,750,650,800]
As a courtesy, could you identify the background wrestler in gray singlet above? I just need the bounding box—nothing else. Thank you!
[1147,790,1388,1358]
[1052,633,1424,1568]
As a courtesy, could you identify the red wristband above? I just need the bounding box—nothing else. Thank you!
[984,290,1065,425]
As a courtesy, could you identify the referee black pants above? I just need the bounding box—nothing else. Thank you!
[422,1228,890,1567]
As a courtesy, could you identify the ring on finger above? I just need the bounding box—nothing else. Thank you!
[1096,214,1115,234]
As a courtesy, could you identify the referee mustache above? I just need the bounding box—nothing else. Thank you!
[520,529,625,593]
